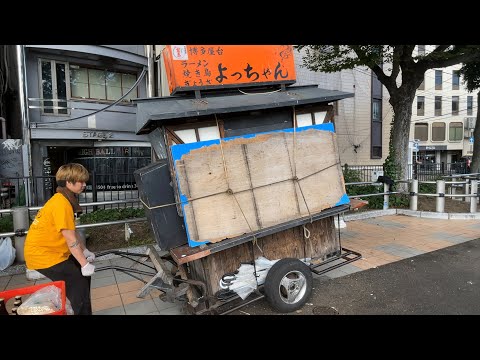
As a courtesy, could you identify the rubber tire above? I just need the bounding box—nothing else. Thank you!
[264,258,313,313]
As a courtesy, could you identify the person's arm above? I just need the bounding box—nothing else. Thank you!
[77,233,95,262]
[62,229,88,267]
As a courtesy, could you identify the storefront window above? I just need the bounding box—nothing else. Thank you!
[69,146,151,190]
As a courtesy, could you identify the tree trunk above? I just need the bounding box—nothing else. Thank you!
[389,92,415,189]
[471,91,480,174]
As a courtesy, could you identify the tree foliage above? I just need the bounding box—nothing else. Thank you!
[459,61,480,173]
[297,45,480,182]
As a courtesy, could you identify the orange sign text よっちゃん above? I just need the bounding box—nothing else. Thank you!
[163,45,296,94]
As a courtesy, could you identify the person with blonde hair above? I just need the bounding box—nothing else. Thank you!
[24,163,95,315]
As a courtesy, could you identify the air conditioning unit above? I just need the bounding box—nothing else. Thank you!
[464,117,476,130]
[371,170,384,182]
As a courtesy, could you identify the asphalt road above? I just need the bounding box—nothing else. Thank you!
[232,238,480,315]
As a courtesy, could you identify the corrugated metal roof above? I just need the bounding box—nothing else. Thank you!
[134,85,354,134]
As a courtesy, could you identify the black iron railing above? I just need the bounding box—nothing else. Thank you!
[0,172,141,211]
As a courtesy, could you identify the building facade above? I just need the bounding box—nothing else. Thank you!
[294,48,391,171]
[0,45,152,204]
[411,45,476,168]
[295,46,477,176]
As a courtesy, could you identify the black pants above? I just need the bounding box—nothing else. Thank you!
[37,255,92,315]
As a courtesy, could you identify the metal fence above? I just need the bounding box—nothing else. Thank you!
[341,162,469,182]
[341,164,384,182]
[412,162,468,181]
[0,172,141,212]
[0,163,470,210]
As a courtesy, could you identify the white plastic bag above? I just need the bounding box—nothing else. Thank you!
[26,268,47,281]
[0,236,16,270]
[17,284,62,315]
[65,298,74,315]
[219,257,279,300]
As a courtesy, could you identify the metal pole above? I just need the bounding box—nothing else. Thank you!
[12,207,29,263]
[470,180,478,213]
[465,179,470,203]
[451,177,457,201]
[145,45,155,98]
[91,170,97,212]
[436,180,445,213]
[15,45,33,206]
[383,183,389,210]
[410,179,418,211]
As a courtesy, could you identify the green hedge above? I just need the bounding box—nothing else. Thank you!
[0,215,13,233]
[80,208,145,224]
[343,166,409,209]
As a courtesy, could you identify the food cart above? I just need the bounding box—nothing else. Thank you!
[128,45,361,314]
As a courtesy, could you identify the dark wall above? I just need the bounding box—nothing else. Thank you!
[223,108,292,138]
[0,45,22,139]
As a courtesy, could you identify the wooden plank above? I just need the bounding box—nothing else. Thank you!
[191,216,340,295]
[171,124,349,247]
[171,246,211,265]
[350,199,369,210]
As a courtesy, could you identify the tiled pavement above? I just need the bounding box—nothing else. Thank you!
[2,213,480,315]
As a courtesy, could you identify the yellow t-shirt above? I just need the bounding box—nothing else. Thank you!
[24,193,76,269]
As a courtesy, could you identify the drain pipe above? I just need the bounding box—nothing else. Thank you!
[15,45,32,205]
[146,45,155,98]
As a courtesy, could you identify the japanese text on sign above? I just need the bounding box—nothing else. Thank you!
[163,45,296,94]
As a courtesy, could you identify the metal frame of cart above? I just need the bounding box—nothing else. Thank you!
[95,204,361,315]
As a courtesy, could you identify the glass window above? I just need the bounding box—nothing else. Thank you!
[452,70,460,90]
[432,122,445,141]
[89,69,106,100]
[372,100,381,121]
[39,59,70,115]
[70,67,89,98]
[452,96,459,116]
[371,99,382,159]
[449,122,463,141]
[467,96,473,116]
[417,45,425,56]
[55,63,68,115]
[372,146,382,158]
[69,66,137,103]
[70,146,151,189]
[414,123,428,141]
[417,96,425,116]
[41,60,53,114]
[435,96,442,116]
[435,70,442,90]
[122,74,137,102]
[106,71,122,101]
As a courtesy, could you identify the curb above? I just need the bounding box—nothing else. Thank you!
[343,209,480,222]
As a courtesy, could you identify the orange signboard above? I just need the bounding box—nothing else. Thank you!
[163,45,296,94]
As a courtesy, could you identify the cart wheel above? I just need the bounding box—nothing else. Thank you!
[264,258,312,313]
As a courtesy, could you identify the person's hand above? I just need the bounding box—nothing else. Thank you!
[81,262,95,277]
[83,248,95,262]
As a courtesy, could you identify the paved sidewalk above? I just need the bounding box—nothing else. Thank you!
[1,213,479,315]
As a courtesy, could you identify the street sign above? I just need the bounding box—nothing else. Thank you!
[470,136,474,144]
